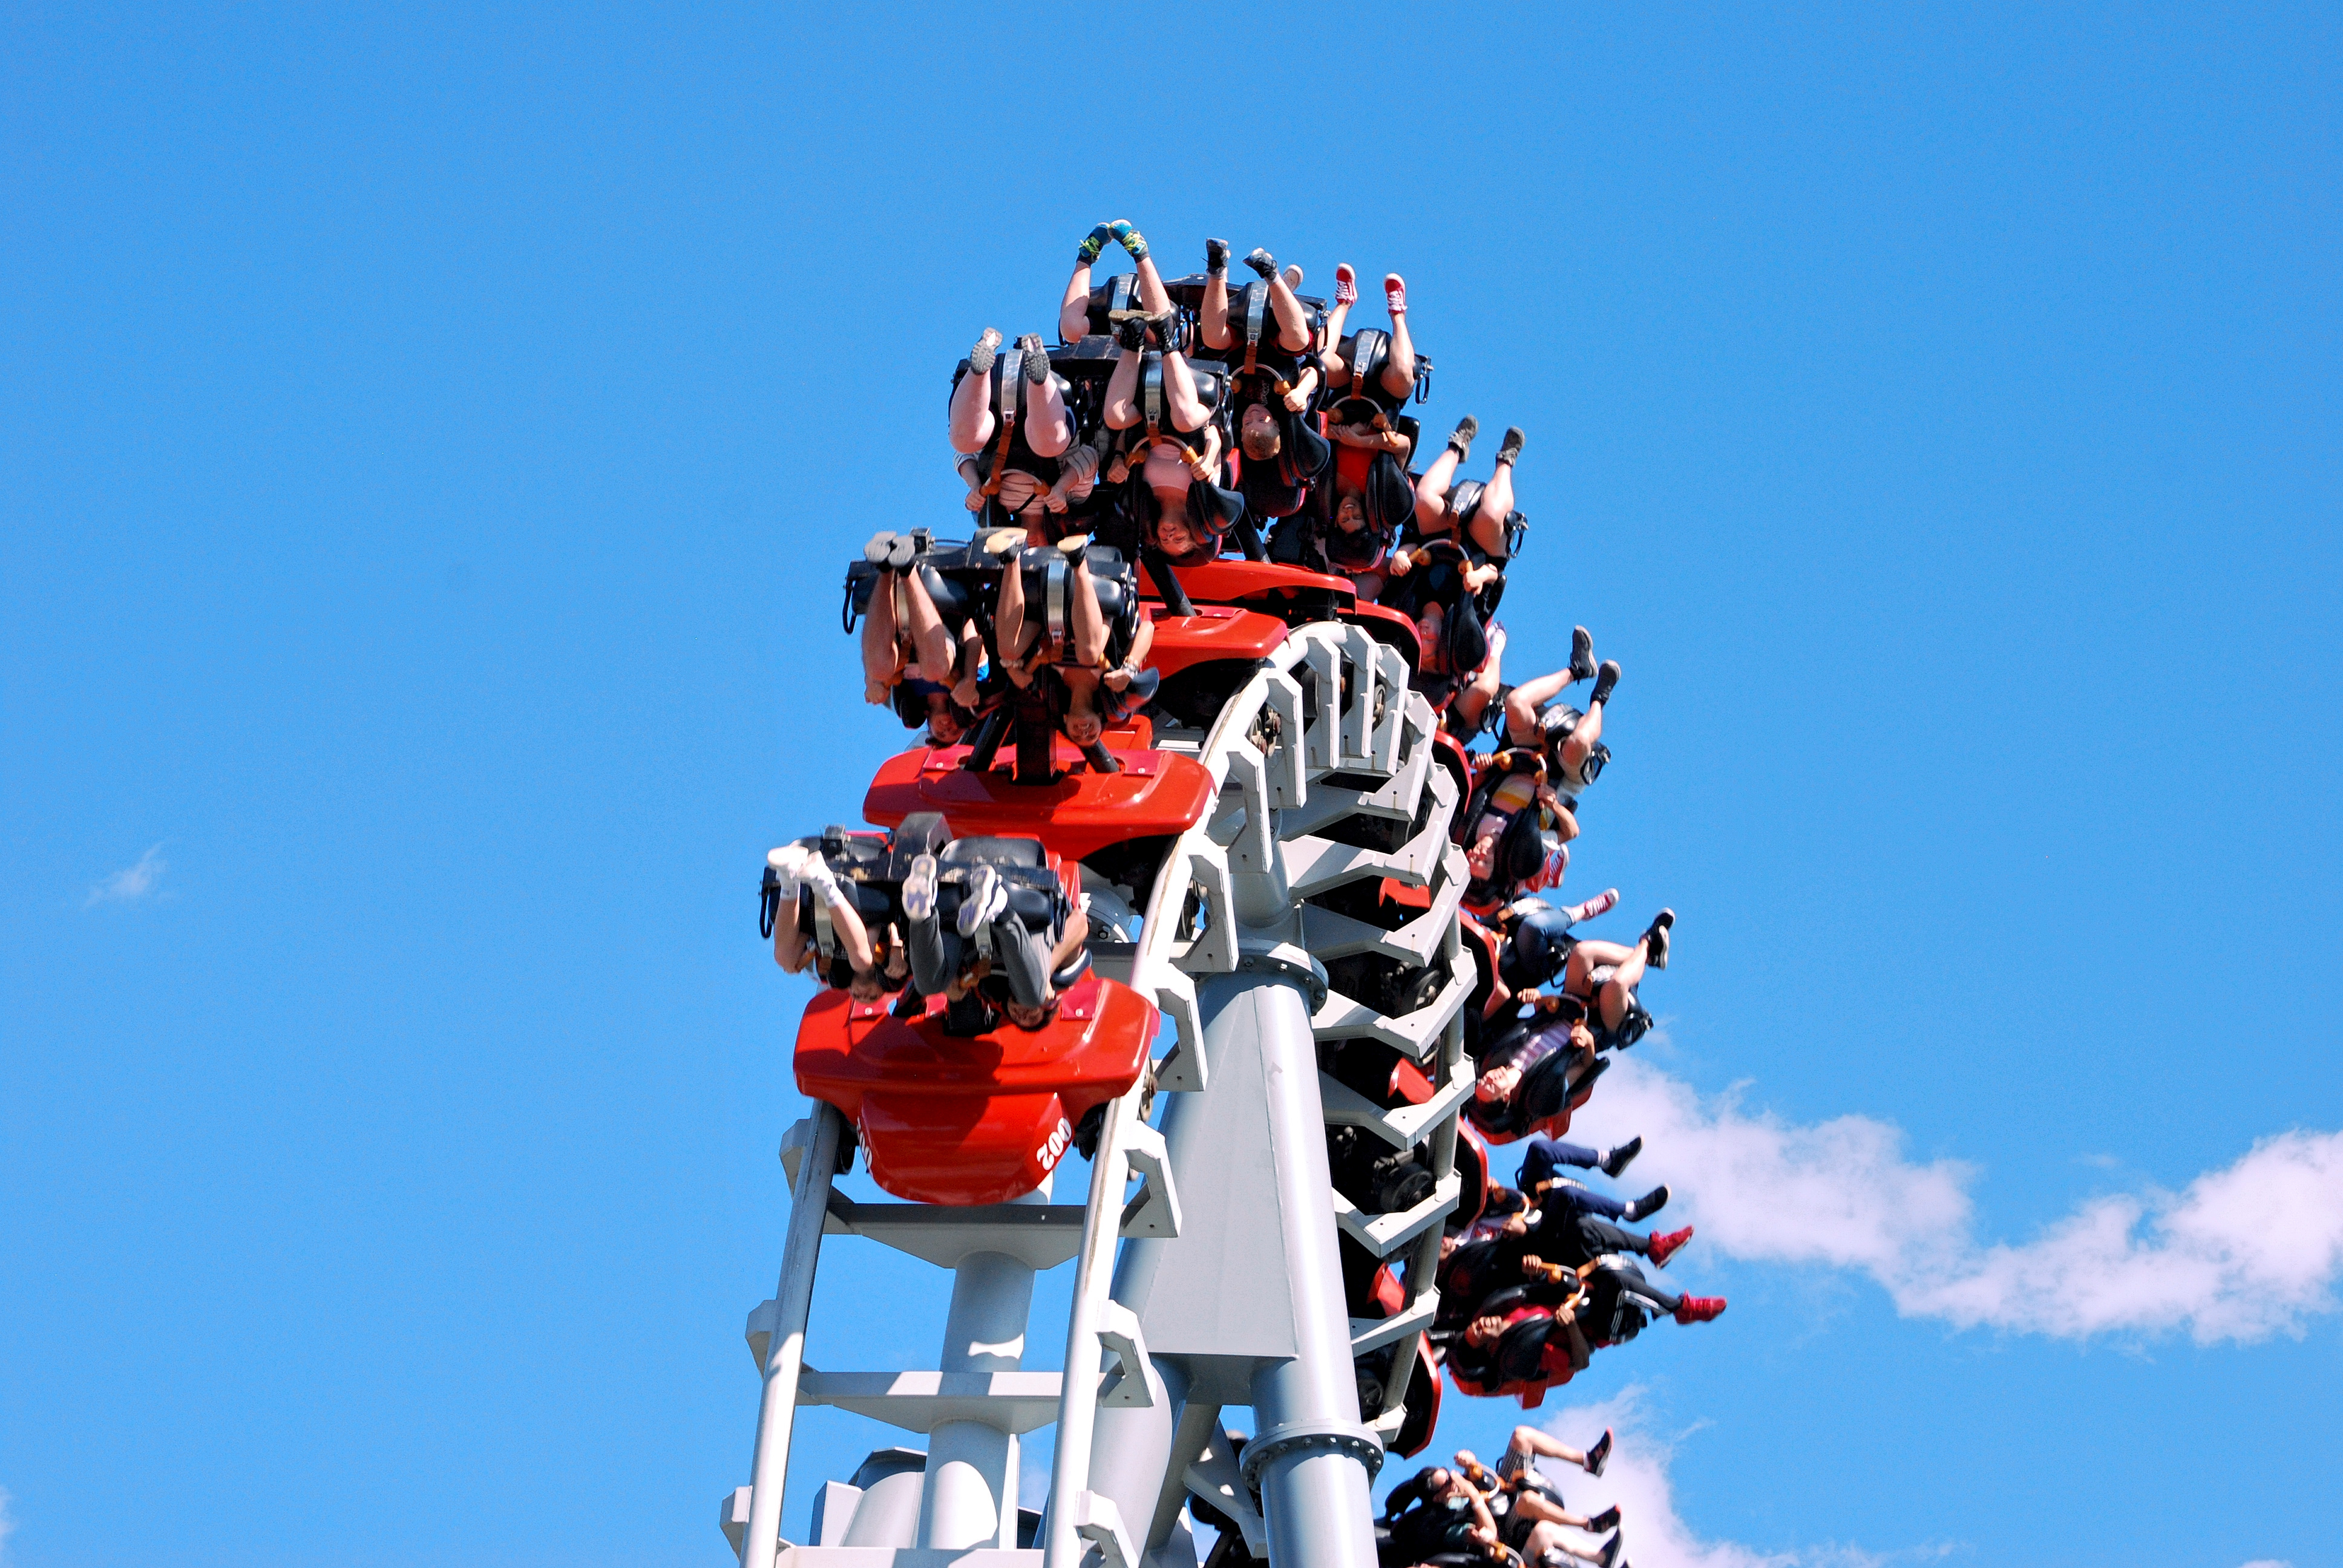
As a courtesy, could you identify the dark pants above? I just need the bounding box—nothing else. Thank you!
[1518,1137,1607,1192]
[908,901,1055,1009]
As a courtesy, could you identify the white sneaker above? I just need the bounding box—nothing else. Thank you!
[902,854,939,921]
[957,865,1005,937]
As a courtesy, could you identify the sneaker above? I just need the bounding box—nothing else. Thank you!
[1585,1506,1621,1534]
[1448,414,1480,459]
[1624,1184,1670,1223]
[983,527,1027,561]
[1205,237,1228,276]
[1384,273,1407,315]
[1647,1225,1693,1267]
[1641,907,1673,970]
[1673,1295,1726,1325]
[1495,425,1525,466]
[1282,264,1305,289]
[1113,315,1148,353]
[1570,625,1597,683]
[1018,333,1051,382]
[1597,1530,1625,1568]
[957,864,1004,938]
[765,844,806,895]
[1109,219,1147,260]
[902,853,939,922]
[1146,310,1182,351]
[1078,223,1113,265]
[1056,534,1090,568]
[1598,1137,1642,1178]
[1582,1427,1613,1477]
[1566,887,1620,925]
[969,327,1001,376]
[864,531,909,568]
[1333,263,1358,305]
[1590,659,1620,708]
[1244,246,1279,280]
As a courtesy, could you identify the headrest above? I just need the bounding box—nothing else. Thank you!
[940,836,1048,869]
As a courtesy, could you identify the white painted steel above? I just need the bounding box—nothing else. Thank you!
[740,1103,845,1568]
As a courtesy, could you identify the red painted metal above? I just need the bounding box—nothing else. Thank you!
[794,973,1159,1206]
[864,737,1214,863]
[1140,604,1289,682]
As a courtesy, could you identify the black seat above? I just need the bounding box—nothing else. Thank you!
[940,837,1047,869]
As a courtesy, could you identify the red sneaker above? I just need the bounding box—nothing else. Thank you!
[1647,1225,1694,1267]
[1673,1295,1727,1324]
[1334,263,1358,305]
[1384,273,1407,315]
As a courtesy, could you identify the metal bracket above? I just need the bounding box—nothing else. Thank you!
[1119,1122,1181,1240]
[1095,1300,1154,1409]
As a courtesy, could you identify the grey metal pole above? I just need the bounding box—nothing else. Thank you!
[739,1105,842,1568]
[917,1177,1052,1551]
[1230,976,1380,1568]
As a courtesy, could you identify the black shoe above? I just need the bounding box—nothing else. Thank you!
[1056,534,1090,569]
[1624,1184,1670,1223]
[1496,426,1526,466]
[1147,310,1183,352]
[1590,659,1620,707]
[1018,333,1051,382]
[1586,1506,1621,1534]
[1114,315,1148,353]
[1599,1138,1642,1178]
[1642,907,1673,970]
[1570,625,1597,683]
[1205,237,1229,276]
[1244,246,1278,280]
[1448,414,1480,459]
[969,327,1001,375]
[1583,1426,1613,1477]
[1598,1530,1624,1568]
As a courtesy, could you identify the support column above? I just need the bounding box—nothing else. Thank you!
[917,1181,1052,1550]
[1236,977,1380,1568]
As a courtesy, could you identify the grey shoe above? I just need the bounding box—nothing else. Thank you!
[1496,425,1526,466]
[1448,414,1480,459]
[1590,659,1620,708]
[1018,333,1051,382]
[1570,624,1597,683]
[969,327,1001,375]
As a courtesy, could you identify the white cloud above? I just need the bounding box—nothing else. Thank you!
[1567,1062,2343,1345]
[84,843,167,907]
[1525,1387,1952,1568]
[0,1485,15,1564]
[2236,1561,2293,1568]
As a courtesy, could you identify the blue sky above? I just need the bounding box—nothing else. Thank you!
[5,5,2339,1567]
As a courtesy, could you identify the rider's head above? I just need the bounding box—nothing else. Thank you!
[925,693,965,746]
[1239,402,1282,461]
